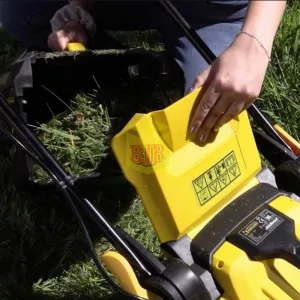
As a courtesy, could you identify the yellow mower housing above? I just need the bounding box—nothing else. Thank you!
[108,88,300,299]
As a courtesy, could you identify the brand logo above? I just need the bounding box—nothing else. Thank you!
[125,131,170,174]
[129,144,165,166]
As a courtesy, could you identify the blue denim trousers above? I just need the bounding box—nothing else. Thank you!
[0,0,248,92]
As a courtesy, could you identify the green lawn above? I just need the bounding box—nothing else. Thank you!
[0,28,162,300]
[0,2,300,299]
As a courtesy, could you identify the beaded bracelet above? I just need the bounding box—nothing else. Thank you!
[237,31,271,62]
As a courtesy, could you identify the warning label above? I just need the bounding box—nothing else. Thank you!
[238,209,284,245]
[192,151,241,205]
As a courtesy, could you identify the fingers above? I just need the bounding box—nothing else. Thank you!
[189,82,221,134]
[189,66,219,132]
[196,93,255,143]
[213,97,246,131]
[189,69,233,137]
[214,87,258,131]
[194,92,235,142]
[191,65,212,91]
[242,100,254,111]
[189,63,259,142]
[188,36,267,143]
[48,20,89,51]
[48,30,70,51]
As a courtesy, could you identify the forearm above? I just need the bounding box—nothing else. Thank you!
[241,0,287,55]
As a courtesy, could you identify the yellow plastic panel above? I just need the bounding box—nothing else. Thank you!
[274,124,300,155]
[270,259,300,294]
[268,195,300,240]
[212,242,299,300]
[213,195,300,300]
[102,251,158,299]
[66,42,86,51]
[268,195,300,295]
[112,89,262,243]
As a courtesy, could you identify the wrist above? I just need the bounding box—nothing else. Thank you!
[237,31,271,61]
[239,0,287,60]
[239,26,274,57]
[231,32,271,63]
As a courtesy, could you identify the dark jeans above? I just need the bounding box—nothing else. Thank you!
[0,0,248,92]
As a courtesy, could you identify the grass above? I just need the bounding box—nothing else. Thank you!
[32,93,112,182]
[0,26,164,300]
[106,30,165,51]
[0,21,171,298]
[0,2,300,299]
[256,1,300,140]
[0,29,21,70]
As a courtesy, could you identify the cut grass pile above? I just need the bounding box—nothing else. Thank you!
[0,26,164,300]
[33,93,112,181]
[0,2,300,299]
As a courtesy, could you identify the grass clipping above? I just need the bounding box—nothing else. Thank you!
[33,93,112,182]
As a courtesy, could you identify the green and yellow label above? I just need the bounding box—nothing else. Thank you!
[192,151,241,205]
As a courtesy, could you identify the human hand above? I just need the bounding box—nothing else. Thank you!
[189,32,270,143]
[48,20,89,51]
[48,2,95,51]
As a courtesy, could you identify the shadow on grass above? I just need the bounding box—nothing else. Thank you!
[32,292,131,300]
[0,28,22,70]
[0,135,137,300]
[0,27,181,299]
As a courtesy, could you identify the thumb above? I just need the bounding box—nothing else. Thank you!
[48,30,70,51]
[191,64,212,91]
[48,21,89,52]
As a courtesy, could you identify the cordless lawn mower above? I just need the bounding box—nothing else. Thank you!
[2,1,300,299]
